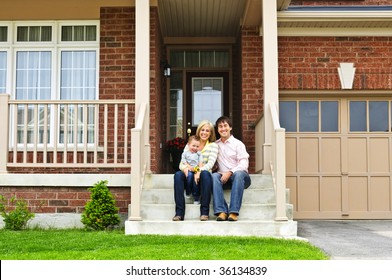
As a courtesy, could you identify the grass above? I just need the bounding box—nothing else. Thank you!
[0,229,329,260]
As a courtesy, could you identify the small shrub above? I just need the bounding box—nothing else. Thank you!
[81,180,121,230]
[0,195,35,230]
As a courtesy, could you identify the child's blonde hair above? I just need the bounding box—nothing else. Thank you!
[187,135,200,144]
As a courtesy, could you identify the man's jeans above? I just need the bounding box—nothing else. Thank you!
[212,171,251,215]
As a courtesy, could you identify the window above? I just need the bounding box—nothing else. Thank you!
[0,51,6,93]
[350,101,390,132]
[192,78,223,126]
[0,26,7,42]
[17,26,52,42]
[1,21,99,145]
[280,100,339,133]
[61,25,96,42]
[170,49,229,68]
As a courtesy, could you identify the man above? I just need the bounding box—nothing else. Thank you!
[212,116,251,222]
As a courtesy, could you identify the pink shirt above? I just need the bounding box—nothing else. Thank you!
[216,135,249,174]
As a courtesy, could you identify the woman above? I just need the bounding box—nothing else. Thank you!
[172,120,218,221]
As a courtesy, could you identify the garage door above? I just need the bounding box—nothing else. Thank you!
[281,98,392,219]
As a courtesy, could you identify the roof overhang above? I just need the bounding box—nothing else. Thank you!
[276,10,392,36]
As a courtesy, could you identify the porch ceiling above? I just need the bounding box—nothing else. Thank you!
[157,0,392,40]
[157,0,291,39]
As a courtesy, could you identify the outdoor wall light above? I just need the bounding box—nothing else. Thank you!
[161,60,171,77]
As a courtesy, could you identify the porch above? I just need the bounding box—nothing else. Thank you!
[0,94,294,236]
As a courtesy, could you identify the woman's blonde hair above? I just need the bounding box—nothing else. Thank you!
[196,120,216,142]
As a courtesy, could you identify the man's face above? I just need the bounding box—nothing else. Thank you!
[217,121,232,140]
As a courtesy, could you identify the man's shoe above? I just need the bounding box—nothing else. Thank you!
[228,213,238,221]
[216,212,228,221]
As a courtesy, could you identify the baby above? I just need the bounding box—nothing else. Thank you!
[180,135,203,204]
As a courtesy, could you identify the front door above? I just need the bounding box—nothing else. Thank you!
[185,72,229,137]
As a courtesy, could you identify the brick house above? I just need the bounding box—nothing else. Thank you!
[1,0,392,235]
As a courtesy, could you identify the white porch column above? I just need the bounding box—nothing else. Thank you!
[135,0,151,172]
[261,0,279,174]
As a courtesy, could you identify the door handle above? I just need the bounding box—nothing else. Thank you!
[187,122,191,136]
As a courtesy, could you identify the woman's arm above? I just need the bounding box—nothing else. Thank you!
[200,142,218,172]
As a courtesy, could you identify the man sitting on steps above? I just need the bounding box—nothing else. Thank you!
[212,116,251,222]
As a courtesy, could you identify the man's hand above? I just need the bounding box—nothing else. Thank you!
[219,171,232,184]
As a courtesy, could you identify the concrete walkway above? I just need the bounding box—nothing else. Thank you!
[297,220,392,260]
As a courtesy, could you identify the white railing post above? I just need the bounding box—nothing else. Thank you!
[130,127,142,221]
[270,103,288,221]
[0,94,10,173]
[275,128,288,221]
[129,102,147,221]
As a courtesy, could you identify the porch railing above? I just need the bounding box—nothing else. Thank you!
[0,94,135,171]
[254,102,288,221]
[129,102,149,221]
[269,102,288,221]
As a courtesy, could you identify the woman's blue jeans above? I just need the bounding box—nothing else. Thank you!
[174,170,213,218]
[212,171,251,215]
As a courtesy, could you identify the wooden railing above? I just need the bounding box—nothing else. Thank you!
[129,102,149,221]
[0,94,135,171]
[269,102,288,221]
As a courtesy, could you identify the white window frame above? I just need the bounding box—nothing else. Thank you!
[1,20,100,148]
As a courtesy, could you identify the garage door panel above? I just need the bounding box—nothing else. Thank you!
[370,177,390,211]
[286,138,297,173]
[369,138,389,173]
[320,177,342,211]
[348,177,368,211]
[321,138,341,173]
[348,138,367,173]
[298,138,319,173]
[298,177,319,211]
[286,176,297,211]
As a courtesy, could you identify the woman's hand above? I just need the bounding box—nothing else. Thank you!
[194,171,200,184]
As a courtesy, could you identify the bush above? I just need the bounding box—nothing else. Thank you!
[81,180,121,230]
[0,195,35,230]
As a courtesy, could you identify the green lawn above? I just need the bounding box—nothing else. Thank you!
[0,229,328,260]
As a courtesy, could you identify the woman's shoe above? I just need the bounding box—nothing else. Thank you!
[200,215,209,221]
[172,216,184,221]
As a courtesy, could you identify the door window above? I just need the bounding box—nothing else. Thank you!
[192,77,223,126]
[168,72,183,139]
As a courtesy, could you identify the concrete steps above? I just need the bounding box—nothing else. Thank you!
[125,174,297,237]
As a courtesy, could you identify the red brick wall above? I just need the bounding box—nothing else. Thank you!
[240,27,264,173]
[0,186,130,214]
[279,36,392,90]
[150,7,165,174]
[232,32,243,140]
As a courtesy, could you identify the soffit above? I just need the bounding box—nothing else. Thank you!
[158,0,291,39]
[278,11,392,29]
